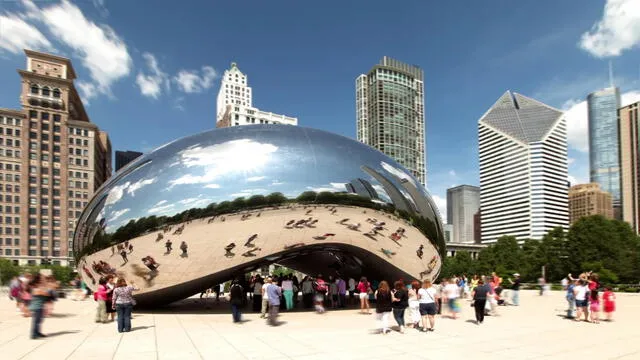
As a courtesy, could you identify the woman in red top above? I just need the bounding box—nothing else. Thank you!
[357,277,371,314]
[603,286,616,321]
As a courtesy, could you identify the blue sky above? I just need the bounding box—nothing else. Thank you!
[1,0,639,220]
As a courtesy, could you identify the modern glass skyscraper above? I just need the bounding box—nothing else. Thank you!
[356,57,426,185]
[446,185,480,244]
[478,91,568,243]
[588,87,621,218]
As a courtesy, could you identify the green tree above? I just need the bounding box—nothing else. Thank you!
[0,258,20,285]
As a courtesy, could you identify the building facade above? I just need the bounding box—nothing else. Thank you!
[215,62,297,128]
[356,57,426,185]
[619,101,640,232]
[115,150,143,172]
[478,91,568,243]
[568,183,613,224]
[0,50,111,266]
[588,87,621,218]
[446,185,480,243]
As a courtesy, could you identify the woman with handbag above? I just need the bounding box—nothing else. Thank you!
[111,278,138,333]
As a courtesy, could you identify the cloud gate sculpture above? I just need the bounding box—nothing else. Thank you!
[74,125,444,305]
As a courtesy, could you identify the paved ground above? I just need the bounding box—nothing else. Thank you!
[0,290,639,360]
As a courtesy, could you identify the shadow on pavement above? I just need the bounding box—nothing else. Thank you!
[131,325,155,331]
[46,330,81,337]
[48,313,76,318]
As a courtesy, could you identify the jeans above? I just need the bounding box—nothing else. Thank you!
[474,299,486,323]
[231,303,242,322]
[392,308,405,327]
[268,304,279,325]
[511,290,520,306]
[567,298,576,318]
[283,290,294,310]
[96,300,107,322]
[30,308,44,338]
[116,303,133,332]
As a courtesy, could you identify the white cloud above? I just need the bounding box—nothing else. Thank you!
[448,170,457,177]
[381,161,416,186]
[580,0,640,57]
[0,14,52,54]
[127,177,156,196]
[169,139,278,187]
[247,176,266,182]
[148,203,175,215]
[563,90,640,153]
[136,52,169,99]
[307,183,347,193]
[20,0,132,101]
[105,182,129,206]
[204,183,221,189]
[174,66,217,93]
[270,180,284,186]
[154,200,168,206]
[431,194,447,223]
[108,208,130,222]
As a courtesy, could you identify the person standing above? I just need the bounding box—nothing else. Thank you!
[471,278,490,325]
[260,278,271,318]
[509,273,521,306]
[391,280,408,333]
[266,278,282,326]
[407,280,421,329]
[357,277,371,314]
[589,290,600,324]
[417,280,438,332]
[566,279,577,319]
[348,277,356,305]
[180,241,188,257]
[281,275,294,311]
[165,239,172,254]
[105,276,116,322]
[229,279,244,323]
[313,275,328,313]
[574,279,589,322]
[375,281,393,334]
[252,275,263,312]
[301,276,314,309]
[337,276,347,308]
[94,278,108,323]
[603,286,616,321]
[28,274,52,339]
[112,279,138,333]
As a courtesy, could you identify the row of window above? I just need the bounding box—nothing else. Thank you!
[69,157,90,167]
[30,111,61,122]
[70,137,89,147]
[0,116,22,126]
[69,148,89,156]
[28,228,61,237]
[27,239,62,247]
[0,138,21,147]
[30,85,62,98]
[0,206,20,214]
[30,132,60,142]
[0,163,20,171]
[29,177,62,186]
[31,121,61,133]
[69,171,89,179]
[68,127,90,137]
[0,149,21,158]
[28,218,61,227]
[30,142,61,152]
[0,174,21,183]
[1,249,72,258]
[0,128,21,136]
[30,166,60,176]
[2,238,19,245]
[0,217,19,224]
[1,195,20,203]
[0,227,20,235]
[27,207,62,217]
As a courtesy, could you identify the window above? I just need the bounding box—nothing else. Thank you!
[52,88,60,98]
[53,125,60,133]
[42,87,50,96]
[41,133,49,141]
[53,114,60,122]
[41,112,49,121]
[29,218,36,225]
[42,123,49,131]
[29,110,37,119]
[31,84,39,94]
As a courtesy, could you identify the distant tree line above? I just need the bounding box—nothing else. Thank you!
[439,215,640,285]
[0,259,76,286]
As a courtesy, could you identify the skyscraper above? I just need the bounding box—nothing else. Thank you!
[356,57,426,185]
[0,50,111,266]
[115,150,143,172]
[478,91,568,243]
[588,87,621,218]
[568,183,613,224]
[619,101,640,232]
[446,185,480,243]
[215,62,297,128]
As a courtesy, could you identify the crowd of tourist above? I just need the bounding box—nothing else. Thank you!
[564,272,616,324]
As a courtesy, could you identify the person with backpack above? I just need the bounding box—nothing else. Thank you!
[229,279,244,323]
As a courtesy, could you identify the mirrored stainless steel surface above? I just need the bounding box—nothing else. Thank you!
[74,125,444,305]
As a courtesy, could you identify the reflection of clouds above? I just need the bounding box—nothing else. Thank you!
[247,176,266,182]
[371,184,392,203]
[148,203,175,215]
[205,183,221,189]
[381,161,416,185]
[179,196,212,208]
[169,139,278,187]
[108,208,130,222]
[306,182,348,193]
[230,188,268,198]
[127,177,156,196]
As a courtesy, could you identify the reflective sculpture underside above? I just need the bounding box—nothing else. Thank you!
[74,125,445,306]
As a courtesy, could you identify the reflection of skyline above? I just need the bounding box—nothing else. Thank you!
[345,178,380,200]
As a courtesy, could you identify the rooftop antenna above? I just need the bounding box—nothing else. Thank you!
[608,60,614,88]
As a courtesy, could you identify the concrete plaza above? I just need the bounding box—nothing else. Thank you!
[0,290,638,360]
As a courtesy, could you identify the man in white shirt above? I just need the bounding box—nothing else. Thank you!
[260,278,271,318]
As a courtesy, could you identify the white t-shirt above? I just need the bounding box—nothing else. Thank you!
[574,285,588,301]
[261,283,269,296]
[418,287,436,304]
[348,278,356,291]
[444,283,459,299]
[282,280,293,291]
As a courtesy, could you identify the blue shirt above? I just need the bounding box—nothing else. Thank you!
[266,284,281,306]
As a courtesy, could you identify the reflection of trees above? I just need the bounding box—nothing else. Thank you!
[78,190,444,260]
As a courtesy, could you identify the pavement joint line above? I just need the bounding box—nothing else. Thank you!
[176,313,204,360]
[152,314,158,360]
[17,335,46,359]
[64,322,102,360]
[197,312,249,360]
[111,327,125,360]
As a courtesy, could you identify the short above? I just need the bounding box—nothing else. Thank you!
[419,303,436,316]
[575,299,588,307]
[359,292,368,300]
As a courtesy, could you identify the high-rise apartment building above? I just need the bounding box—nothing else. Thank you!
[115,150,143,172]
[0,50,111,266]
[356,57,426,185]
[478,91,568,243]
[619,101,640,232]
[215,62,297,128]
[588,87,621,218]
[446,185,480,243]
[568,183,613,224]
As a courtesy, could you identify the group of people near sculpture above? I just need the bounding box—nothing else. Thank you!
[563,272,616,324]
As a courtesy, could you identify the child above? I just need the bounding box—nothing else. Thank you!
[603,287,616,321]
[589,290,600,324]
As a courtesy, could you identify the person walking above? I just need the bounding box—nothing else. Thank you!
[252,275,263,312]
[94,278,108,323]
[375,281,393,334]
[281,275,294,310]
[443,277,460,319]
[28,273,52,339]
[357,277,371,314]
[407,280,421,329]
[348,277,356,305]
[229,279,244,323]
[509,273,521,306]
[112,278,138,333]
[301,276,314,309]
[180,241,188,257]
[266,277,282,326]
[471,278,490,325]
[337,276,347,308]
[603,286,616,321]
[260,277,271,318]
[391,280,408,333]
[418,280,438,332]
